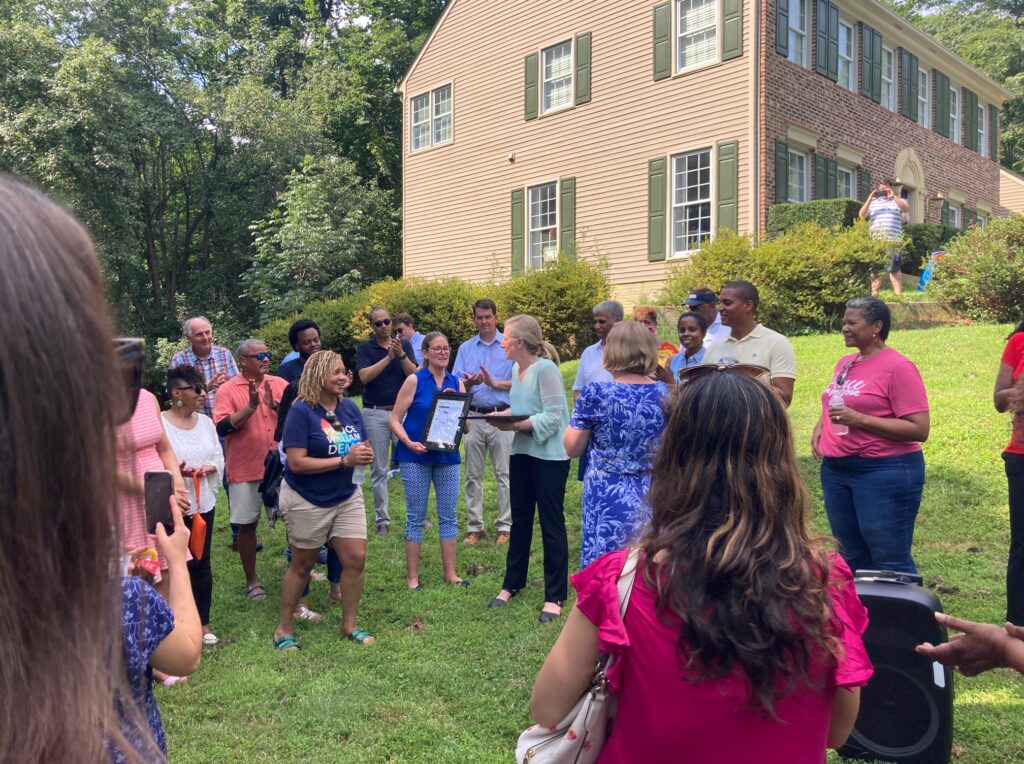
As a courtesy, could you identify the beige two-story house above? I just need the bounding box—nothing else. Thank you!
[397,0,1012,303]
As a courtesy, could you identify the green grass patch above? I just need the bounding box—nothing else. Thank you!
[162,323,1024,763]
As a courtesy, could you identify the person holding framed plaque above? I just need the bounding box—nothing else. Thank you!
[390,332,471,590]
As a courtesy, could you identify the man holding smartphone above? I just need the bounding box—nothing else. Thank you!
[859,180,910,297]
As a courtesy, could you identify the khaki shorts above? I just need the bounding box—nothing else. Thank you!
[228,481,263,525]
[279,482,367,549]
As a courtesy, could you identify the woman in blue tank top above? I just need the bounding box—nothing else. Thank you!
[390,332,471,589]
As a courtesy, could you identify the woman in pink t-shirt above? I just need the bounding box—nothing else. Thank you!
[530,368,873,763]
[995,318,1024,624]
[812,297,930,575]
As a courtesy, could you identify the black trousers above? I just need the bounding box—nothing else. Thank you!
[502,454,570,603]
[184,507,214,625]
[1006,453,1024,624]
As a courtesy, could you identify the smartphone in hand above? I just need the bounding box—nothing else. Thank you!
[874,190,886,199]
[144,471,174,535]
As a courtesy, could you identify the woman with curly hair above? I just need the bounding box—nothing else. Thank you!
[530,367,873,761]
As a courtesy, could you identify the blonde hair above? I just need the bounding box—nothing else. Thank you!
[632,304,658,324]
[297,350,344,405]
[504,315,560,365]
[603,320,659,375]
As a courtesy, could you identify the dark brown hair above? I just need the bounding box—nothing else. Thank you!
[0,176,155,761]
[641,370,837,718]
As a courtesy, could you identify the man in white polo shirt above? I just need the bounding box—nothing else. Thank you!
[706,281,796,407]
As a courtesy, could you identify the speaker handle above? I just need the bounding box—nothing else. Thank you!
[853,569,924,586]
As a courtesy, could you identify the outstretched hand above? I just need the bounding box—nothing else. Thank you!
[916,613,1010,676]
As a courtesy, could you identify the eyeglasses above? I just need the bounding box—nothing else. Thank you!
[175,384,205,394]
[834,356,859,386]
[429,346,451,354]
[373,318,392,328]
[242,351,272,361]
[676,362,770,383]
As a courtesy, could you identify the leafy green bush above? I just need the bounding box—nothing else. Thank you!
[661,223,891,333]
[902,223,961,275]
[932,214,1024,322]
[493,256,611,360]
[766,199,861,237]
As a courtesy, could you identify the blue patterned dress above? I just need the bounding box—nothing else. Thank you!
[570,381,670,567]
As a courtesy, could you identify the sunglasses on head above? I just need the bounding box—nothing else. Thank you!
[677,362,770,383]
[373,318,392,328]
[243,351,272,361]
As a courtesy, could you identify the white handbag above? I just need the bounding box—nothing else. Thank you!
[515,549,640,764]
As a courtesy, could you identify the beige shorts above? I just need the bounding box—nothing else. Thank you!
[279,482,368,548]
[228,481,263,525]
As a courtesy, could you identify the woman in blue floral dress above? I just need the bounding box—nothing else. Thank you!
[564,321,670,567]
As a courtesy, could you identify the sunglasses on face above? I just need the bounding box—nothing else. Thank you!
[175,384,205,394]
[243,351,272,361]
[373,318,392,328]
[677,362,770,383]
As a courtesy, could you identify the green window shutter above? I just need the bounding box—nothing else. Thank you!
[826,159,838,199]
[776,0,789,56]
[859,168,871,199]
[859,23,873,99]
[511,189,525,273]
[908,52,919,122]
[870,29,882,102]
[653,3,672,81]
[815,0,828,76]
[989,104,999,160]
[899,49,918,120]
[964,208,977,227]
[933,70,949,138]
[574,33,592,105]
[814,154,827,199]
[722,0,743,61]
[775,140,789,203]
[559,177,576,257]
[524,53,539,121]
[716,141,739,232]
[827,3,840,81]
[963,88,978,151]
[940,200,950,227]
[648,158,667,261]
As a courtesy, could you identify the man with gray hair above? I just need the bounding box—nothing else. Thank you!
[572,300,623,397]
[170,316,238,418]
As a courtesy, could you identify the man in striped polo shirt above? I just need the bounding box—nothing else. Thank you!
[859,179,909,297]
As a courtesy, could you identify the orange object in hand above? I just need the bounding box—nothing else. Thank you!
[188,472,207,560]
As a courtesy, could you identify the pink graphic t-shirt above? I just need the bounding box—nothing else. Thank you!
[818,347,928,459]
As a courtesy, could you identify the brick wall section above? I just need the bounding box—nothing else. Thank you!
[757,0,1000,230]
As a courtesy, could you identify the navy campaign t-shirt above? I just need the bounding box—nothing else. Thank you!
[282,399,366,507]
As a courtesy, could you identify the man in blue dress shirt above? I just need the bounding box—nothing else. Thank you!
[452,299,515,545]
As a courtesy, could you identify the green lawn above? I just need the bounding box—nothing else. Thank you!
[161,323,1024,763]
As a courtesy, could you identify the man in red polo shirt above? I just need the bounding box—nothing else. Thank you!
[214,339,288,599]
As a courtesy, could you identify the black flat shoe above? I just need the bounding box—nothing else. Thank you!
[487,589,519,608]
[538,610,562,624]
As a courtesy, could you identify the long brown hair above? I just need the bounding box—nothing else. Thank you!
[0,176,155,761]
[641,370,836,718]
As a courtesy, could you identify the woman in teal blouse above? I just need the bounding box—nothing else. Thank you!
[483,315,570,624]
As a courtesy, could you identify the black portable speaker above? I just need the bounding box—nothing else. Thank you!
[838,570,954,764]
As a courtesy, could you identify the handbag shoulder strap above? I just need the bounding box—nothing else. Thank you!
[616,547,640,619]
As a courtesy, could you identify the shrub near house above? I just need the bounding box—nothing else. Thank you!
[661,223,891,333]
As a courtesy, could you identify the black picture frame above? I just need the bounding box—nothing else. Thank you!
[421,391,472,452]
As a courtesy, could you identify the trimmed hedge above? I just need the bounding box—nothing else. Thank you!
[932,214,1024,323]
[766,199,861,238]
[902,223,961,276]
[261,290,370,372]
[661,223,891,333]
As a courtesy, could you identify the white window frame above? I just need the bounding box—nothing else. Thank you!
[837,165,856,199]
[881,47,895,111]
[541,40,573,115]
[787,0,808,68]
[978,104,988,158]
[669,147,713,258]
[787,148,809,202]
[917,69,929,128]
[675,0,719,73]
[527,182,559,269]
[948,204,961,228]
[409,83,453,153]
[838,20,855,92]
[950,86,960,144]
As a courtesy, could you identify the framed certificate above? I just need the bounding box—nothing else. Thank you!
[422,391,472,451]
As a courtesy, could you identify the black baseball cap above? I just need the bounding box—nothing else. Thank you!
[684,289,717,307]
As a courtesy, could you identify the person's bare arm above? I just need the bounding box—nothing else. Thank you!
[859,193,873,219]
[831,409,929,442]
[563,426,592,459]
[995,362,1014,413]
[771,377,795,408]
[916,613,1024,676]
[358,352,394,385]
[811,416,824,461]
[827,688,861,749]
[530,605,600,727]
[151,397,189,511]
[149,499,202,677]
[390,374,427,453]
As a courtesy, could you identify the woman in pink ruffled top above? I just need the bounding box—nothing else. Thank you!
[530,367,874,763]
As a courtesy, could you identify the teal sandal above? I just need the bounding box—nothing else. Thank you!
[346,627,375,645]
[273,634,301,651]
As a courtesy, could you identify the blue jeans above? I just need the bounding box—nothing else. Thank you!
[821,451,925,574]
